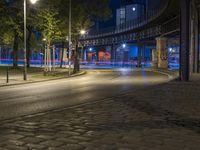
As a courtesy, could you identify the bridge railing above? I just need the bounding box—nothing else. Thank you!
[80,0,169,40]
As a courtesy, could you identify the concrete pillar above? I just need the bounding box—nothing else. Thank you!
[111,44,116,65]
[156,37,168,69]
[151,48,158,68]
[79,46,84,61]
[180,0,190,81]
[190,0,199,73]
[142,45,145,66]
[0,46,1,64]
[137,46,142,68]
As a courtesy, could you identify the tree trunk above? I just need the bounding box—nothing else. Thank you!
[13,32,19,68]
[73,42,80,73]
[27,29,32,68]
[60,41,65,68]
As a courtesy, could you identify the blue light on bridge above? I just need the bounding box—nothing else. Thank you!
[122,44,127,48]
[89,48,93,52]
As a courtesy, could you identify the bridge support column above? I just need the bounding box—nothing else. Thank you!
[83,48,87,62]
[190,0,199,73]
[151,48,158,68]
[180,0,190,81]
[111,44,116,66]
[156,37,168,69]
[137,46,142,68]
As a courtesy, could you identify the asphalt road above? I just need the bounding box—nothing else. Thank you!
[0,69,170,120]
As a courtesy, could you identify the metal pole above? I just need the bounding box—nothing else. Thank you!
[53,45,55,71]
[6,47,9,83]
[0,46,1,64]
[68,0,72,76]
[6,67,9,83]
[24,0,27,80]
[44,45,47,74]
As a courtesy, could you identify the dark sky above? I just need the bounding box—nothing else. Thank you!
[99,0,121,28]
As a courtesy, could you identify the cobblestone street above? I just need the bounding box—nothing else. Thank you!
[0,77,200,150]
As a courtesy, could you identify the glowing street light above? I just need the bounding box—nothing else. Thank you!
[89,48,93,52]
[122,44,126,48]
[80,30,86,35]
[30,0,39,4]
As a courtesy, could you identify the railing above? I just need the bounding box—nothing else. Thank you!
[80,0,170,40]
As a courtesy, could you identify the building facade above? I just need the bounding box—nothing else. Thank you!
[116,1,145,26]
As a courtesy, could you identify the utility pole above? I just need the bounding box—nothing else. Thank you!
[24,0,27,80]
[68,0,72,76]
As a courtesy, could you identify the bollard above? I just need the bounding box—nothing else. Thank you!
[6,67,9,83]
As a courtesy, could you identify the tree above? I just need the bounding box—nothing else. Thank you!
[0,0,111,71]
[71,0,111,73]
[34,8,61,73]
[0,0,24,68]
[54,0,111,72]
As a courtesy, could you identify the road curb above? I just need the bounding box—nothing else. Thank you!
[145,68,179,81]
[0,71,86,88]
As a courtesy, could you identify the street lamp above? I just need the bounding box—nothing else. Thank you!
[122,43,126,48]
[68,0,72,76]
[24,0,39,80]
[80,30,86,35]
[30,0,39,4]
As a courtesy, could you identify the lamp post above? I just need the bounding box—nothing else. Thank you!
[24,0,39,80]
[68,0,72,76]
[80,29,86,63]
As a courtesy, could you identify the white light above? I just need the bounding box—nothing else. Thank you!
[89,48,93,51]
[30,0,38,4]
[80,30,86,35]
[43,38,47,41]
[132,7,136,11]
[169,48,173,52]
[122,44,126,48]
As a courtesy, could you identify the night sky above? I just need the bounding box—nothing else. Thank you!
[99,0,121,28]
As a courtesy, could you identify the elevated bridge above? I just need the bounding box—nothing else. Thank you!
[78,0,199,81]
[79,0,180,46]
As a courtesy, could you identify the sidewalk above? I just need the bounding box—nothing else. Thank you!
[0,67,85,87]
[0,70,199,149]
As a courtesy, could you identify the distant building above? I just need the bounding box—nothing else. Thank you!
[116,0,161,26]
[116,1,145,26]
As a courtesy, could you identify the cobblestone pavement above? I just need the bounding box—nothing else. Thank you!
[0,77,200,149]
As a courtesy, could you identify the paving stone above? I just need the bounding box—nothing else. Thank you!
[70,136,91,142]
[7,140,26,146]
[4,134,24,140]
[21,137,44,144]
[56,138,79,144]
[40,140,64,147]
[61,144,84,150]
[26,143,47,149]
[36,135,55,140]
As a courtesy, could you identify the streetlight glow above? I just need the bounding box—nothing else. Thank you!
[30,0,38,4]
[80,30,86,35]
[89,48,93,52]
[122,44,126,48]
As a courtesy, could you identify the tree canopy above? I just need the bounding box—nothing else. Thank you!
[0,0,111,67]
